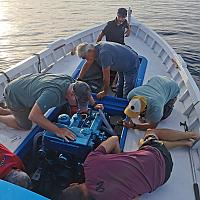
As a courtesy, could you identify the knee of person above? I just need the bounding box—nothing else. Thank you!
[19,122,32,131]
[111,136,119,143]
[4,169,31,189]
[61,185,85,200]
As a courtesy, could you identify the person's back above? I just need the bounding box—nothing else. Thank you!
[127,76,180,123]
[84,145,165,200]
[95,42,139,73]
[5,73,74,111]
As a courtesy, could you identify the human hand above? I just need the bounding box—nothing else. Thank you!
[138,116,146,123]
[97,91,106,99]
[123,120,135,129]
[125,30,130,37]
[55,128,76,142]
[94,104,104,110]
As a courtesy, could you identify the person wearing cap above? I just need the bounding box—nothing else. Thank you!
[96,8,131,45]
[123,76,180,130]
[0,144,31,188]
[60,129,198,200]
[0,73,103,141]
[76,41,140,99]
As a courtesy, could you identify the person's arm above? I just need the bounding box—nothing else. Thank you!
[97,67,110,99]
[98,136,121,154]
[123,119,157,131]
[125,24,131,37]
[78,61,94,80]
[96,32,105,43]
[124,20,131,37]
[29,103,76,141]
[88,95,104,110]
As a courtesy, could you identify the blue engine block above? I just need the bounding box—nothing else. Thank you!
[42,109,109,161]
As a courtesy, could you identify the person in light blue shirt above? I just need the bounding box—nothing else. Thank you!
[123,76,180,130]
[76,41,140,99]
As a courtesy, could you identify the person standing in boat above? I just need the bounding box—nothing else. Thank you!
[96,8,131,45]
[123,75,180,130]
[0,73,103,141]
[96,7,131,93]
[60,128,198,200]
[76,41,140,99]
[0,143,31,188]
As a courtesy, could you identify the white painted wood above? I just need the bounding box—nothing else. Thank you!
[0,15,199,200]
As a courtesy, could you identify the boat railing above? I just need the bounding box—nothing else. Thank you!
[130,18,200,133]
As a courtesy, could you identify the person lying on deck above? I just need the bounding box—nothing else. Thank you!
[60,129,198,200]
[123,75,180,130]
[76,41,140,99]
[0,73,103,141]
[0,144,31,188]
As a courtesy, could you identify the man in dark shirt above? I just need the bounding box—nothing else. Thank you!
[96,8,131,90]
[96,8,131,45]
[60,129,198,200]
[77,42,139,99]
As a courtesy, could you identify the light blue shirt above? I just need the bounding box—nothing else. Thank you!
[127,76,180,123]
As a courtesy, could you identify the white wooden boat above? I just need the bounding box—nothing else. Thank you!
[0,8,200,200]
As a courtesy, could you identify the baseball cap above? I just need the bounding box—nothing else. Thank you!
[73,81,91,111]
[124,96,147,118]
[117,8,127,18]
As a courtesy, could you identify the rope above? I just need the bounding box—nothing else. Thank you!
[0,71,10,82]
[33,53,42,73]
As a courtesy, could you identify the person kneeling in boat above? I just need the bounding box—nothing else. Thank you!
[123,75,180,130]
[76,41,140,99]
[0,144,31,188]
[0,74,103,141]
[60,129,198,200]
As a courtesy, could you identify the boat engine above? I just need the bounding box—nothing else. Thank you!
[31,109,112,198]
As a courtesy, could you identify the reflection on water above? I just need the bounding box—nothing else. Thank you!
[0,0,199,86]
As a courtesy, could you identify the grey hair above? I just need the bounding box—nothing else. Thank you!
[4,169,31,189]
[76,43,95,58]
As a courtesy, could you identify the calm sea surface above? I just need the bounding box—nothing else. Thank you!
[0,0,199,86]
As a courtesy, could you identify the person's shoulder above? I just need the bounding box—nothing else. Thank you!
[107,19,116,25]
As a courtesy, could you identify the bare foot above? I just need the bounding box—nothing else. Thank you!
[188,132,199,140]
[184,140,193,147]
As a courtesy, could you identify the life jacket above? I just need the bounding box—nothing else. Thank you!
[0,144,24,179]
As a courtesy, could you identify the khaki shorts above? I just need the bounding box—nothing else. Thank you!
[4,87,32,130]
[10,108,32,130]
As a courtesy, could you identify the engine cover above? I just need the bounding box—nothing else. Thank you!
[42,110,108,161]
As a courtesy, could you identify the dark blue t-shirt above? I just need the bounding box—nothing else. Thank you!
[95,42,139,73]
[102,18,129,45]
